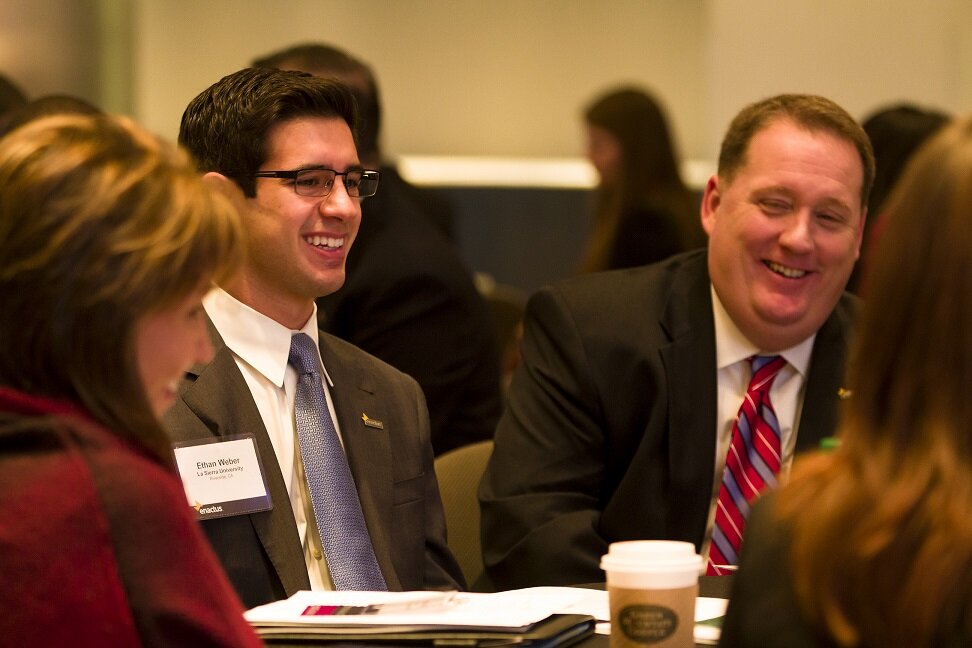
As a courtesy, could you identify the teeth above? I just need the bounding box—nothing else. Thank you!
[766,261,806,278]
[305,235,342,249]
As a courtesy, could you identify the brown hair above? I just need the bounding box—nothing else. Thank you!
[580,86,701,272]
[719,94,876,209]
[253,43,381,160]
[774,115,972,646]
[0,114,242,460]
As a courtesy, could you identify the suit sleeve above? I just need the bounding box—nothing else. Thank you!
[609,207,685,270]
[479,285,612,588]
[331,267,500,455]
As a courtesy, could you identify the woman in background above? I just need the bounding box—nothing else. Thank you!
[579,86,703,273]
[0,114,261,647]
[719,116,972,647]
[846,102,950,294]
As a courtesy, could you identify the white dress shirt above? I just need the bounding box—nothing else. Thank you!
[204,287,340,590]
[700,285,815,561]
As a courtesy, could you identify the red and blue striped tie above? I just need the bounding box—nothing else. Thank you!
[707,355,786,576]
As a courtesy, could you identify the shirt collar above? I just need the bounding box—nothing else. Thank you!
[204,287,324,388]
[710,285,815,377]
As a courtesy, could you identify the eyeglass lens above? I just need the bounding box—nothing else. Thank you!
[294,169,378,198]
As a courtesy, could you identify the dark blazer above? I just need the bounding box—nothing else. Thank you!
[479,249,858,589]
[164,326,464,609]
[317,169,501,456]
[721,495,972,648]
[604,205,686,270]
[718,493,837,648]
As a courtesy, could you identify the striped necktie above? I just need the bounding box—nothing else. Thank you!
[289,333,387,590]
[707,355,786,576]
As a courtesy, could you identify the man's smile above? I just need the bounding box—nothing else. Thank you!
[303,234,344,249]
[764,260,808,279]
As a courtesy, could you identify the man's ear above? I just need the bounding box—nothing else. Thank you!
[202,171,247,211]
[700,175,721,237]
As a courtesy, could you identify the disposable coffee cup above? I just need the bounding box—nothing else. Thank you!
[600,541,702,648]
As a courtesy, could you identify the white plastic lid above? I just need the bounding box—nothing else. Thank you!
[600,541,702,588]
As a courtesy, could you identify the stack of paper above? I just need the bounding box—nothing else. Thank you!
[244,587,726,645]
[245,588,597,646]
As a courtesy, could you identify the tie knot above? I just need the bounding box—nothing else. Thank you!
[289,333,320,376]
[748,355,785,392]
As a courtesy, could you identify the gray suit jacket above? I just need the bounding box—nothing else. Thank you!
[164,325,463,608]
[479,249,858,589]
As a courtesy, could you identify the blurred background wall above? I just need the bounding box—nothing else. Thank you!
[6,0,970,163]
[3,0,971,291]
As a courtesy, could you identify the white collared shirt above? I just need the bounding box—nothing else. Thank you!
[700,285,815,561]
[204,287,338,591]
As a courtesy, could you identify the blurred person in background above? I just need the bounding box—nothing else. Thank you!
[846,103,950,294]
[0,92,102,136]
[0,73,28,135]
[580,85,705,273]
[0,114,260,646]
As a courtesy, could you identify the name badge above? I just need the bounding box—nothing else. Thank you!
[172,434,272,520]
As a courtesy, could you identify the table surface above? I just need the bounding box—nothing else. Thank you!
[262,577,733,648]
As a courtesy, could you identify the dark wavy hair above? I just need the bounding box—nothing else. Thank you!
[179,67,358,197]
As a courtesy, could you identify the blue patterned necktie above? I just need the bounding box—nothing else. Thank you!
[289,333,387,590]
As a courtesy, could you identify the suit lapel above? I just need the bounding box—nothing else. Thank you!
[796,298,855,451]
[658,255,719,544]
[182,331,310,596]
[318,335,402,591]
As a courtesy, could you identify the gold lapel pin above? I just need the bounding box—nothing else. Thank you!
[837,387,853,399]
[361,413,384,429]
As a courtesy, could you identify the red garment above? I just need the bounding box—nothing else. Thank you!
[0,388,262,647]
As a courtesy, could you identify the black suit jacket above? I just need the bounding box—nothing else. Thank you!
[164,325,464,609]
[479,250,858,589]
[718,493,838,648]
[317,169,501,455]
[722,495,972,648]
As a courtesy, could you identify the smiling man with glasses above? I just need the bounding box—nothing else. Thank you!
[165,67,464,607]
[253,43,502,458]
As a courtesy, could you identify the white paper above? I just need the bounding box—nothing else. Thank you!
[245,587,726,643]
[245,587,593,629]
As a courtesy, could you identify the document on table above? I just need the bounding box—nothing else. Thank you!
[244,587,725,643]
[245,587,595,630]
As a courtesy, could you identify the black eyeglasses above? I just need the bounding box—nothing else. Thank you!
[245,168,380,198]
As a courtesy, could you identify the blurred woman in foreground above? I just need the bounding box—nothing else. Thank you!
[720,116,972,647]
[0,115,261,646]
